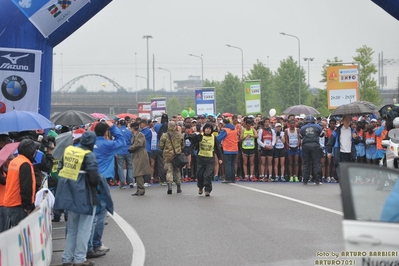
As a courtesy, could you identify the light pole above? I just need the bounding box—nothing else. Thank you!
[303,57,314,89]
[135,52,138,101]
[136,75,148,90]
[158,67,172,92]
[188,54,203,86]
[143,35,152,91]
[226,44,244,81]
[280,32,301,105]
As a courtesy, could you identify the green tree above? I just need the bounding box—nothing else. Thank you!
[184,96,195,111]
[246,60,274,113]
[309,89,329,117]
[273,56,307,113]
[320,57,343,84]
[215,73,244,114]
[75,85,87,94]
[166,96,182,116]
[353,45,382,105]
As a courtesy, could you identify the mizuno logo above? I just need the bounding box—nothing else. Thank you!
[0,63,28,70]
[1,54,29,64]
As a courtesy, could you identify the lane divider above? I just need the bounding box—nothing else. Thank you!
[111,211,146,266]
[231,183,343,216]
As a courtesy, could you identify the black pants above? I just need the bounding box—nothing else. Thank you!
[6,206,27,228]
[336,152,353,185]
[302,143,322,182]
[196,156,214,192]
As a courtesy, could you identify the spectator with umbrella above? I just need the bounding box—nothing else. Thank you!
[326,115,361,187]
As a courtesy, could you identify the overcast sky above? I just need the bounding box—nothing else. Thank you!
[53,0,399,92]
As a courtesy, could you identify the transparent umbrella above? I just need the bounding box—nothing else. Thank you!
[283,105,320,115]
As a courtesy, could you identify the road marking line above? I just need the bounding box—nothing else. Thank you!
[231,184,343,216]
[111,211,146,266]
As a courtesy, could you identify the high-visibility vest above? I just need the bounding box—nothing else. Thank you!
[198,135,215,157]
[4,155,36,207]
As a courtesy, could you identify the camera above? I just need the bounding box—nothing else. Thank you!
[40,136,56,153]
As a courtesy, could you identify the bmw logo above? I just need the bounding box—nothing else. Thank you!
[1,75,27,101]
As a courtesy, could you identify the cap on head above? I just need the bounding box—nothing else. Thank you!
[73,128,85,140]
[305,115,316,123]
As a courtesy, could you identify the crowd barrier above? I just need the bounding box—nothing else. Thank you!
[0,194,53,266]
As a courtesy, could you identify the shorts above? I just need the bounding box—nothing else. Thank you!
[273,148,286,158]
[365,145,377,160]
[149,150,158,159]
[261,149,274,157]
[287,147,300,156]
[242,149,256,156]
[375,149,386,160]
[183,146,192,156]
[356,144,365,157]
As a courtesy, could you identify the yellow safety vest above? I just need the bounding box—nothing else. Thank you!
[198,135,215,158]
[59,146,90,181]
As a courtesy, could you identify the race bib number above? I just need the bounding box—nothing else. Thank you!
[264,140,271,146]
[244,139,254,147]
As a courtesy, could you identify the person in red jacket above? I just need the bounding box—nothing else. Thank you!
[4,139,38,228]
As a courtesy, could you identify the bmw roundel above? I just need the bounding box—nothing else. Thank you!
[1,75,27,101]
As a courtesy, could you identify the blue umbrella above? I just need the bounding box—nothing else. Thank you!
[0,110,54,132]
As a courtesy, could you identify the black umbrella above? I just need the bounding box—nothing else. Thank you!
[282,105,320,115]
[51,110,96,126]
[331,102,374,116]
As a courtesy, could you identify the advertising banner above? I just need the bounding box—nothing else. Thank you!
[327,65,359,109]
[12,0,90,38]
[244,80,261,115]
[138,102,152,119]
[151,97,166,117]
[0,48,42,113]
[195,88,215,116]
[0,194,53,266]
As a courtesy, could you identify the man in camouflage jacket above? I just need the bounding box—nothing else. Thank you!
[159,121,184,194]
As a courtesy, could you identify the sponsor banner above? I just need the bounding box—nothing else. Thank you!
[151,98,166,117]
[138,102,151,119]
[327,65,359,109]
[0,194,52,266]
[0,48,42,112]
[195,88,215,116]
[244,80,261,115]
[12,0,90,38]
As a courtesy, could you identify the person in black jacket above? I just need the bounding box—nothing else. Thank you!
[188,124,223,196]
[300,115,324,185]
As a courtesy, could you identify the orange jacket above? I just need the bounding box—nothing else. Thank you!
[4,155,36,208]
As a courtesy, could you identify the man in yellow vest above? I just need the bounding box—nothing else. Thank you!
[4,139,39,228]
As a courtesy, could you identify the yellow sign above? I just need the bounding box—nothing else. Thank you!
[58,146,90,181]
[52,159,59,173]
[327,65,359,109]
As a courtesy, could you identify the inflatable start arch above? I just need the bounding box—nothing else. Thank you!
[0,0,112,118]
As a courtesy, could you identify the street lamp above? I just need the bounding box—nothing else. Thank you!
[303,57,314,89]
[158,67,173,92]
[143,35,152,91]
[188,54,203,86]
[280,32,301,105]
[136,75,148,89]
[226,44,244,81]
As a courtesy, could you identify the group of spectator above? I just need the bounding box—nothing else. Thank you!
[0,110,388,265]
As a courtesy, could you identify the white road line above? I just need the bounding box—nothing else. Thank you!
[231,184,343,216]
[111,211,146,266]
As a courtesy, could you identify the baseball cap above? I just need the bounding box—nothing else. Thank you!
[191,120,197,123]
[299,114,306,119]
[200,115,206,119]
[371,118,377,122]
[73,128,85,140]
[275,123,282,127]
[270,117,277,122]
